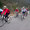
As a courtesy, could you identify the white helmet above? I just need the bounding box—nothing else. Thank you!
[23,7,24,8]
[4,6,7,8]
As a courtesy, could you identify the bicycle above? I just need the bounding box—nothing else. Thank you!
[21,13,25,20]
[15,12,19,18]
[0,15,12,27]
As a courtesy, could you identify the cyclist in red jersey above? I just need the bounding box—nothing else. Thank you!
[1,6,10,22]
[15,9,19,12]
[15,8,19,17]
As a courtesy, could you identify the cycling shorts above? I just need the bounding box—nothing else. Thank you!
[22,11,25,14]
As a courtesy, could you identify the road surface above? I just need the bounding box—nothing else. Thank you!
[0,15,30,30]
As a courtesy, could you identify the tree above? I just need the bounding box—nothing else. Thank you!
[0,1,3,8]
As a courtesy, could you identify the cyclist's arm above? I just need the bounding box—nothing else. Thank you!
[4,9,10,15]
[4,9,7,15]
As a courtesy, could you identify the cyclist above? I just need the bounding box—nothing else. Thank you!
[21,7,27,16]
[1,6,10,22]
[0,8,3,15]
[15,8,19,17]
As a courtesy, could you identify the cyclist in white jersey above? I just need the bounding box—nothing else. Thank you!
[21,7,27,15]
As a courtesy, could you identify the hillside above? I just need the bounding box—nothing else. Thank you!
[0,0,30,9]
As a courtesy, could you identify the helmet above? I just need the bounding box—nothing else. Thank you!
[3,6,7,8]
[23,7,24,9]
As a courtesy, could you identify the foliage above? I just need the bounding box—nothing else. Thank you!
[0,1,3,8]
[12,5,16,9]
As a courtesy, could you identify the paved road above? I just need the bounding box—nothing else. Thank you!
[0,15,30,30]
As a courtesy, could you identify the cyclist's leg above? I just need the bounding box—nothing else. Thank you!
[0,11,2,15]
[4,13,8,22]
[5,13,9,22]
[22,12,25,18]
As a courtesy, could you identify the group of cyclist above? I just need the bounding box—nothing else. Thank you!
[14,7,28,17]
[0,6,28,22]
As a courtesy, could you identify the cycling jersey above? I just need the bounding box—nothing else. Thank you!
[1,8,10,15]
[15,9,19,12]
[21,9,27,12]
[0,9,3,12]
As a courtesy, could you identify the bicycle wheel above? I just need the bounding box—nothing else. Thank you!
[21,14,24,20]
[23,16,24,19]
[0,18,5,27]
